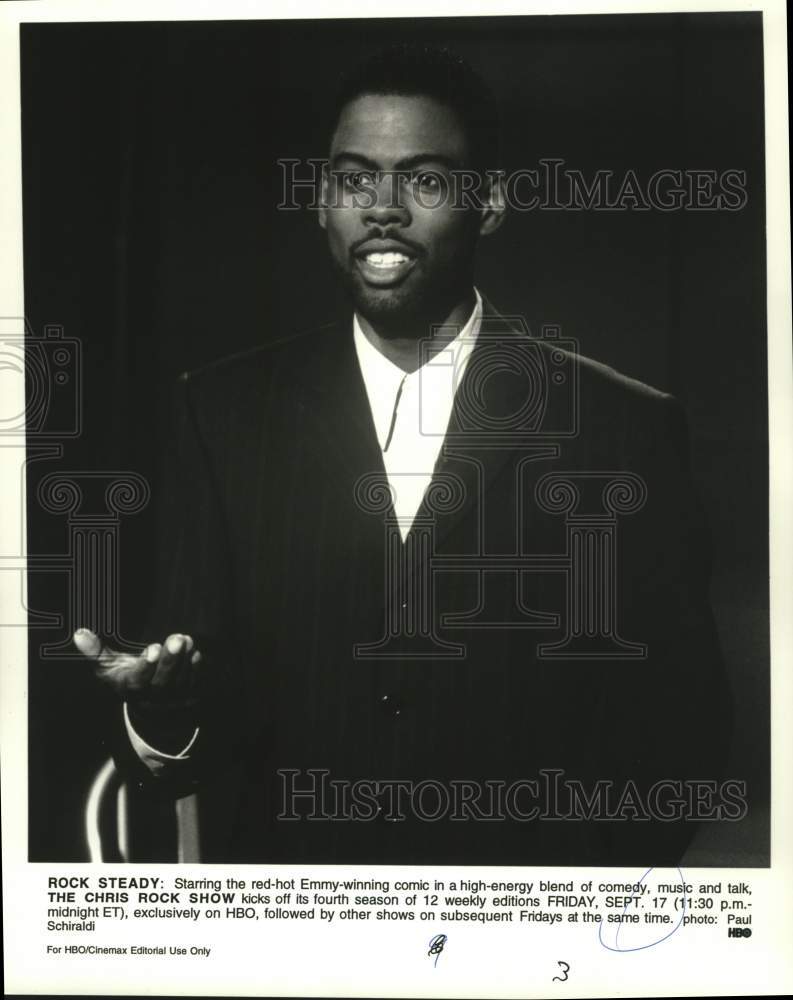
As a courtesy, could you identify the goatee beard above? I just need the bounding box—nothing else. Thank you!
[341,267,469,342]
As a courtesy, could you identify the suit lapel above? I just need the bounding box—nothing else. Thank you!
[407,297,559,556]
[295,319,396,534]
[294,301,564,562]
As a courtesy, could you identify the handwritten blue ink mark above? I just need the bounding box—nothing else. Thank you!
[598,866,688,953]
[428,933,447,968]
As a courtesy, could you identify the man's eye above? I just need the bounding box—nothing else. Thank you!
[412,171,444,191]
[342,171,377,191]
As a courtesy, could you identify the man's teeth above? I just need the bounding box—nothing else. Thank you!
[364,252,410,268]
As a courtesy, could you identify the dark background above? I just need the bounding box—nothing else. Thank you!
[22,13,768,863]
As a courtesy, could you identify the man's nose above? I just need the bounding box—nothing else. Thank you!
[363,171,410,227]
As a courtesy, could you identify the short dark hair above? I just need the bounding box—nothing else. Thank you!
[329,42,501,171]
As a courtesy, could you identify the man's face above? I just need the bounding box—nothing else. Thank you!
[320,94,485,330]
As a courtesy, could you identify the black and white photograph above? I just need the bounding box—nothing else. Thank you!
[22,9,768,867]
[2,0,791,996]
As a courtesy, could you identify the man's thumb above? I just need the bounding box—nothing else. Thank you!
[73,628,105,661]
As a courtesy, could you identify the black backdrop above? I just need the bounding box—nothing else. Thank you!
[22,13,768,862]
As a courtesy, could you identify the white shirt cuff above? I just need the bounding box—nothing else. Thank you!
[123,702,199,776]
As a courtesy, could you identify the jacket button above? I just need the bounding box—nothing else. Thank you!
[379,693,402,718]
[374,794,401,823]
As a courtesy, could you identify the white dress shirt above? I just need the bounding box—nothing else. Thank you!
[129,288,483,771]
[353,288,483,540]
[123,701,198,777]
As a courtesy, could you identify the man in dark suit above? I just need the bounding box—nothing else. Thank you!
[74,44,731,865]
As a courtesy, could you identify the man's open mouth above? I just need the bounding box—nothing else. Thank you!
[353,247,418,287]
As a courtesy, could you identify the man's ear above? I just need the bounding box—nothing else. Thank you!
[478,171,507,237]
[318,168,329,230]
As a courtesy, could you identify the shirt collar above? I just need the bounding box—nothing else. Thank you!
[353,288,483,449]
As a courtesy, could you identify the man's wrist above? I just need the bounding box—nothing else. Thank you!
[126,701,199,754]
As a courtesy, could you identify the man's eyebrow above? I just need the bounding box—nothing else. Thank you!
[330,152,380,170]
[330,152,460,171]
[393,153,459,171]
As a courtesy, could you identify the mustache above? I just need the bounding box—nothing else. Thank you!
[350,233,425,257]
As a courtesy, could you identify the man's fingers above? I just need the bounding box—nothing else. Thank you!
[150,633,193,692]
[187,648,203,700]
[143,643,162,665]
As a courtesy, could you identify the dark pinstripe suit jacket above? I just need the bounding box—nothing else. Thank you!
[115,299,731,865]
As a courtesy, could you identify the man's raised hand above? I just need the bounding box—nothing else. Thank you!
[72,628,202,710]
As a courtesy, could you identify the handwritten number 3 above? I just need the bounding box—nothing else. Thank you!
[552,961,570,983]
